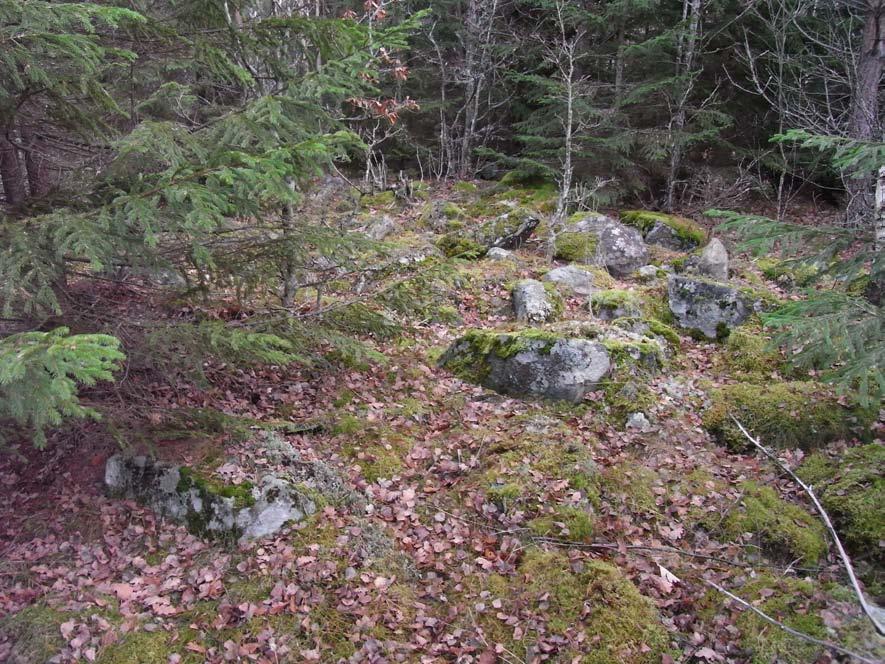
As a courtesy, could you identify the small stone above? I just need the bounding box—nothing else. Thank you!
[543,265,596,296]
[697,238,729,281]
[486,247,514,261]
[512,279,557,324]
[625,412,652,432]
[637,265,659,280]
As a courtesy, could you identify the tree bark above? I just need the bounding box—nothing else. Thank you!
[20,125,50,198]
[846,1,884,225]
[0,130,27,206]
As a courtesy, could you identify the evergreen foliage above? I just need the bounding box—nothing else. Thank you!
[0,328,124,448]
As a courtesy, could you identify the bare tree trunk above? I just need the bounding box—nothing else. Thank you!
[0,129,27,206]
[876,165,885,252]
[666,0,703,212]
[20,125,50,198]
[846,0,884,226]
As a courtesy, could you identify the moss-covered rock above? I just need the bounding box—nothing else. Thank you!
[716,481,827,565]
[734,575,828,664]
[722,324,782,375]
[518,549,669,663]
[453,181,478,194]
[757,257,820,287]
[702,381,874,451]
[590,289,643,320]
[797,444,884,594]
[361,190,397,209]
[667,274,759,340]
[0,604,72,664]
[620,210,705,249]
[554,230,598,263]
[437,210,539,259]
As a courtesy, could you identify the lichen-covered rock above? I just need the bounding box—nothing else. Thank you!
[667,275,758,339]
[697,237,728,280]
[105,455,316,540]
[620,210,705,250]
[543,264,596,296]
[437,210,539,258]
[512,279,559,324]
[439,329,611,403]
[596,222,649,277]
[702,381,874,451]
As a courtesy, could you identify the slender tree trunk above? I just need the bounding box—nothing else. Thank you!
[666,0,703,212]
[846,1,884,226]
[876,165,885,252]
[20,125,49,198]
[614,23,625,107]
[0,129,27,206]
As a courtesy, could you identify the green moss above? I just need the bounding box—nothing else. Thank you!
[347,442,405,482]
[646,319,681,346]
[590,289,643,317]
[757,257,820,287]
[176,466,254,510]
[735,575,826,664]
[600,463,661,517]
[0,604,72,663]
[542,281,565,319]
[439,329,564,384]
[717,482,827,565]
[519,550,669,663]
[527,505,595,542]
[486,482,522,509]
[441,202,465,219]
[702,381,874,451]
[361,190,396,208]
[453,181,478,194]
[554,231,598,263]
[436,233,486,259]
[797,444,884,591]
[620,210,705,246]
[331,413,363,435]
[723,324,782,375]
[602,338,664,371]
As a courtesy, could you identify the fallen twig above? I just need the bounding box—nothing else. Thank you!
[703,577,879,664]
[730,414,885,637]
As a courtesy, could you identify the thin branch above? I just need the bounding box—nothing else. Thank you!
[703,578,879,664]
[730,415,885,637]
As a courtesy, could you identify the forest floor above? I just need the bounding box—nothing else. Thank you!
[0,179,882,664]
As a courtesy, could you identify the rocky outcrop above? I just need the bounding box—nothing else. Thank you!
[543,265,596,296]
[365,214,397,240]
[105,455,316,540]
[667,275,758,339]
[439,329,611,403]
[620,210,705,250]
[512,279,559,324]
[696,238,729,281]
[437,210,539,258]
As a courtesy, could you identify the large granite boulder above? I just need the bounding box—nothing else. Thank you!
[543,265,597,296]
[553,214,649,277]
[439,330,612,403]
[438,210,539,258]
[667,275,759,339]
[597,222,650,277]
[105,455,316,540]
[512,279,559,324]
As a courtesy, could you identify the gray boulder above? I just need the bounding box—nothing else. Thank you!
[597,222,649,277]
[543,265,596,296]
[365,214,397,240]
[512,279,558,324]
[486,247,515,261]
[105,455,316,540]
[644,222,687,250]
[697,238,729,281]
[439,330,611,403]
[667,275,758,340]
